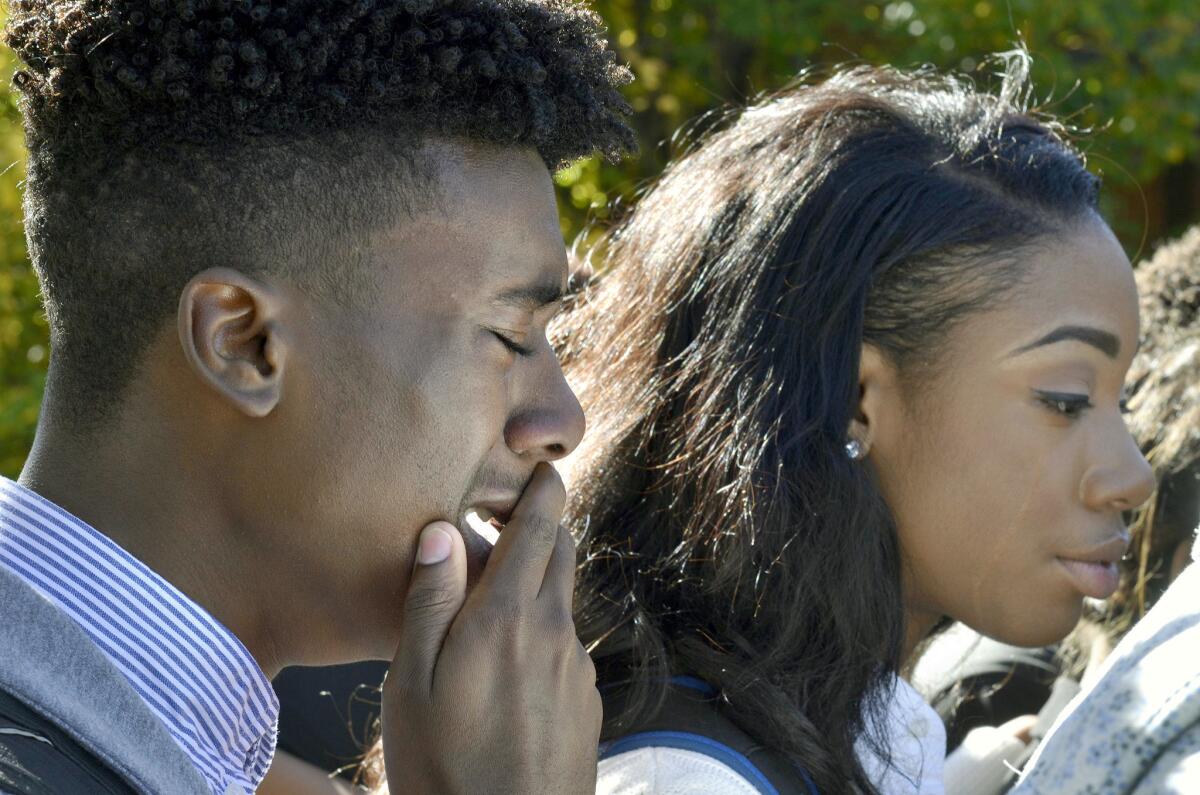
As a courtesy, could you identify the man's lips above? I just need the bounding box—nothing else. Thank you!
[1056,532,1130,600]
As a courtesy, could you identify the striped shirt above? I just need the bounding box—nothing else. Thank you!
[0,477,279,795]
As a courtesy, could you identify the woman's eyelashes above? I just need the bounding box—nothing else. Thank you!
[489,329,536,357]
[1035,389,1093,419]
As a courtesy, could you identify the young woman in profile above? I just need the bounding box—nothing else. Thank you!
[556,54,1156,795]
[915,226,1200,795]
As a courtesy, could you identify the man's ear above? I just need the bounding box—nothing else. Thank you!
[178,268,287,418]
[848,343,897,458]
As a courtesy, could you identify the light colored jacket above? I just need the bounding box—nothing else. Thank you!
[0,563,210,794]
[1011,546,1200,794]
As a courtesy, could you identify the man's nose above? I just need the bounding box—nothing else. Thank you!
[504,367,586,461]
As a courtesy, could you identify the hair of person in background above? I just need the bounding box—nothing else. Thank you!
[4,0,634,430]
[555,52,1125,793]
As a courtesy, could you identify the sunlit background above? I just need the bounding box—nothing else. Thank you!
[2,0,1198,475]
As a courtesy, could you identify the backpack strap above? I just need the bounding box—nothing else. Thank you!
[600,679,819,795]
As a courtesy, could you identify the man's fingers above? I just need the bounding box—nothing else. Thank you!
[537,524,578,606]
[477,462,566,601]
[389,521,468,694]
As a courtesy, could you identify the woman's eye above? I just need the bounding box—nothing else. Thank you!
[490,330,534,357]
[1035,391,1093,419]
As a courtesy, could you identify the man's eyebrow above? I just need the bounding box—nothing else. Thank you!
[1010,325,1121,359]
[491,280,566,311]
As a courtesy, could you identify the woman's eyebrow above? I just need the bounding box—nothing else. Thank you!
[1010,324,1121,359]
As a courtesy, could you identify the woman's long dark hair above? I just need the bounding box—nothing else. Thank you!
[559,55,1101,793]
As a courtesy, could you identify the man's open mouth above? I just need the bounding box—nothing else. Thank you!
[464,507,509,546]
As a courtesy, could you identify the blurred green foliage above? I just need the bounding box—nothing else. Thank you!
[2,1,1198,476]
[557,0,1200,241]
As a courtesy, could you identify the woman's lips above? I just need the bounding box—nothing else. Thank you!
[1057,556,1120,599]
[1055,532,1129,599]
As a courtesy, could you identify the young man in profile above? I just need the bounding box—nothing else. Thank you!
[0,0,634,792]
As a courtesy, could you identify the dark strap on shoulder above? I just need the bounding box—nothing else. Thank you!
[600,680,818,795]
[0,687,137,795]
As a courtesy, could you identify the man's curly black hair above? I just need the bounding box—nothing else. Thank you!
[7,0,634,165]
[5,0,635,423]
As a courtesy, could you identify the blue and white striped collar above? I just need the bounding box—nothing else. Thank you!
[0,477,279,795]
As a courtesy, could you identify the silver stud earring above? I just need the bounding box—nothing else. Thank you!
[845,439,866,461]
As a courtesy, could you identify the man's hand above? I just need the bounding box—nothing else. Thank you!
[381,463,601,795]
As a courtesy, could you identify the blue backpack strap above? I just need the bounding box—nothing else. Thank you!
[599,681,819,795]
[668,675,718,695]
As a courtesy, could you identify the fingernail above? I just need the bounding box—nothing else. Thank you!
[417,523,454,565]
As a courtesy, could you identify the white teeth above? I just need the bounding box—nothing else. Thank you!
[465,510,500,546]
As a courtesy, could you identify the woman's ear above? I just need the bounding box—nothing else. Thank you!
[848,343,899,459]
[177,268,287,418]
